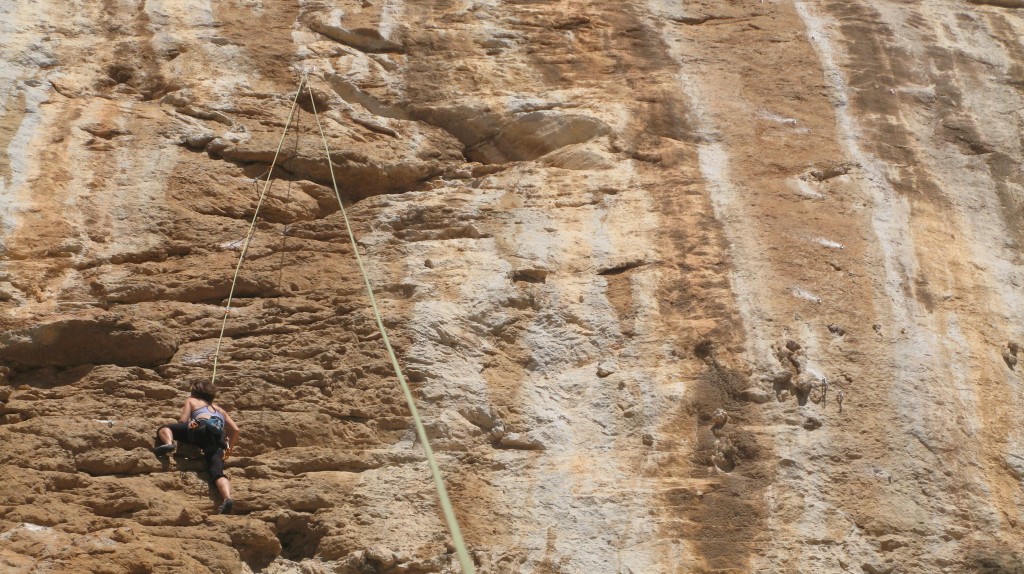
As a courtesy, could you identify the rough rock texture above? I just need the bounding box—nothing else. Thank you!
[2,1,1023,573]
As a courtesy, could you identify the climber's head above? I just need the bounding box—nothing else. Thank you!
[190,379,217,403]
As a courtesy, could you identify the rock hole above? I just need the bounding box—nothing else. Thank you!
[807,161,853,182]
[275,512,326,561]
[694,338,715,361]
[1003,341,1019,370]
[795,380,815,406]
[598,259,647,275]
[512,269,547,283]
[106,64,135,85]
[103,63,178,101]
[711,435,737,472]
[296,87,333,115]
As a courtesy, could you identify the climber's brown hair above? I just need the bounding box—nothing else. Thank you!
[190,380,216,403]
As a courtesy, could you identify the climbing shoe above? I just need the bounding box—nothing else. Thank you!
[218,499,233,515]
[154,444,176,457]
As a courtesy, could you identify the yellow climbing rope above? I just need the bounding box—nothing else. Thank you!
[209,76,307,387]
[306,77,476,574]
[209,73,475,573]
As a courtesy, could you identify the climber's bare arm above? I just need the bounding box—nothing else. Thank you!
[177,399,194,423]
[222,409,240,448]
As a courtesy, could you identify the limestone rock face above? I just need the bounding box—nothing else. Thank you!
[2,1,1024,573]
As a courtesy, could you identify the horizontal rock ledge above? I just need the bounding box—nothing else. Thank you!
[0,312,179,369]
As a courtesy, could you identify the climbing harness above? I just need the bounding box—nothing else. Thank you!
[208,73,476,574]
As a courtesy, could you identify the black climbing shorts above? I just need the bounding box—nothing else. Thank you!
[161,422,227,482]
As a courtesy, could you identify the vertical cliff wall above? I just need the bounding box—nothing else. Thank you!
[1,1,1023,573]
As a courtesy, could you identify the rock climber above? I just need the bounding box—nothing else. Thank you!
[819,376,829,406]
[154,379,240,514]
[836,389,846,414]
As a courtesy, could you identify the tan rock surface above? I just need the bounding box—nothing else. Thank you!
[2,1,1023,573]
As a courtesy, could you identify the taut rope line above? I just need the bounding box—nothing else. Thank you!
[207,73,474,573]
[306,80,476,574]
[209,75,307,386]
[276,97,301,296]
